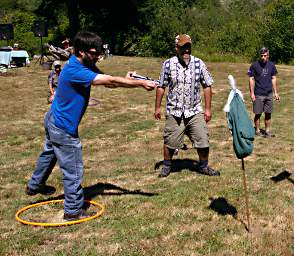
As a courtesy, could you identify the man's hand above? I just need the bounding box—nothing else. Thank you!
[154,107,161,120]
[126,71,136,79]
[204,109,212,123]
[126,71,156,91]
[141,80,156,91]
[250,93,256,101]
[274,93,280,101]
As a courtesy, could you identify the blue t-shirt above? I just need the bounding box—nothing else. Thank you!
[51,55,98,136]
[248,60,277,96]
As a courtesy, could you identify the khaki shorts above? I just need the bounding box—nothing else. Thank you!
[163,113,209,149]
[253,94,273,114]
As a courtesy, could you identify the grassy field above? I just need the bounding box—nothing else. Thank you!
[0,56,293,256]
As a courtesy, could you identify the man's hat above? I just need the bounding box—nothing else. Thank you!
[175,34,192,46]
[53,60,61,67]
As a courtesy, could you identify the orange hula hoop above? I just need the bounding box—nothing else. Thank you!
[15,199,105,227]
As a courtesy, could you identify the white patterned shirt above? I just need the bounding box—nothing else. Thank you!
[159,56,213,118]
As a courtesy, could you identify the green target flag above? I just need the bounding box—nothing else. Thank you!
[224,75,255,159]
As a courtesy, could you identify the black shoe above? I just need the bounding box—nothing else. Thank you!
[26,185,56,196]
[158,166,171,178]
[255,131,263,136]
[63,209,93,221]
[199,166,220,176]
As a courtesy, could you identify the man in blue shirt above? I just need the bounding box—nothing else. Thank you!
[26,31,156,221]
[248,47,280,137]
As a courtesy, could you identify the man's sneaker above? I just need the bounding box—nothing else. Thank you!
[26,185,56,196]
[255,130,262,136]
[264,131,275,138]
[158,166,171,178]
[199,166,220,176]
[64,209,93,221]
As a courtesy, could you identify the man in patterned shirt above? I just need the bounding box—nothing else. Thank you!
[154,34,219,177]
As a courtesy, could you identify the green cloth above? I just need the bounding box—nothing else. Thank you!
[227,94,255,159]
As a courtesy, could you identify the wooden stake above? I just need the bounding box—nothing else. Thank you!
[241,158,250,232]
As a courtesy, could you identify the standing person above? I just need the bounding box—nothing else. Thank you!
[26,31,156,221]
[154,34,219,178]
[248,47,280,137]
[47,60,62,103]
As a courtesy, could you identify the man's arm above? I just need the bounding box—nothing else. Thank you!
[203,87,212,123]
[92,73,155,91]
[272,76,280,101]
[249,76,256,101]
[154,87,165,120]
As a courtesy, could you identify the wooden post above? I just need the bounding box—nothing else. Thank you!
[241,158,250,232]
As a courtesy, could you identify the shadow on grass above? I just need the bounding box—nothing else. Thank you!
[270,170,293,184]
[154,158,206,175]
[208,197,237,216]
[208,197,251,232]
[30,182,158,205]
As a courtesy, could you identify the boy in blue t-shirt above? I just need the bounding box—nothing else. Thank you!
[26,31,156,221]
[248,47,280,137]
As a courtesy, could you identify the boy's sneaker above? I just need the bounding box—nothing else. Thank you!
[158,166,171,178]
[199,166,220,176]
[64,209,93,221]
[26,185,56,196]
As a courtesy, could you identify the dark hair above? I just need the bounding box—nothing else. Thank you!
[73,31,103,56]
[260,47,269,54]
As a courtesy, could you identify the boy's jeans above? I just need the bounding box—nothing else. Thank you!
[28,111,84,215]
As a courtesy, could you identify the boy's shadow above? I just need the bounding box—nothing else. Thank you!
[154,158,204,175]
[31,182,157,205]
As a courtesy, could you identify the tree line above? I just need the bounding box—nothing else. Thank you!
[0,0,293,63]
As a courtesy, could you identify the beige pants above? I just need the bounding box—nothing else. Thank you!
[163,113,209,149]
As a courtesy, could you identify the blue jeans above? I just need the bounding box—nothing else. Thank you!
[28,111,84,215]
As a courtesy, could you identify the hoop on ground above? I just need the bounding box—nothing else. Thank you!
[15,199,105,227]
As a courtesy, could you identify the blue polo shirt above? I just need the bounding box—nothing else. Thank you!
[248,60,277,96]
[51,55,98,136]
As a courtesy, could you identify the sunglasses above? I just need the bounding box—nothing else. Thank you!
[179,44,191,50]
[87,50,101,56]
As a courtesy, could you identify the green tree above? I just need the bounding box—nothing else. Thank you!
[216,0,262,58]
[261,0,294,63]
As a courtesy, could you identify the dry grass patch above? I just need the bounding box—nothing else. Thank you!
[0,59,293,256]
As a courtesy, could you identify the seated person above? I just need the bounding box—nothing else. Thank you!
[47,60,62,103]
[62,38,70,49]
[45,39,73,61]
[13,43,19,50]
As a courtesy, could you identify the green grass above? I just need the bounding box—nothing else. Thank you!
[0,57,293,255]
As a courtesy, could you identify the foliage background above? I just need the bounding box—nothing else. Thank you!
[0,0,293,62]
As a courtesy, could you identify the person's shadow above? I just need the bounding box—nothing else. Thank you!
[270,170,293,184]
[154,158,204,175]
[30,182,158,205]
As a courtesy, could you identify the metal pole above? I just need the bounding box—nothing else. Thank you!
[241,158,250,232]
[40,36,44,64]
